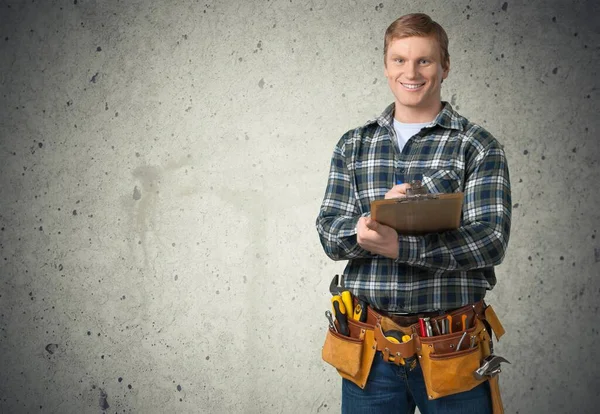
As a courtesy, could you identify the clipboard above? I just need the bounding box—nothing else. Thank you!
[370,192,463,235]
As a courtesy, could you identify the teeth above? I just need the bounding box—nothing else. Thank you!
[402,83,424,89]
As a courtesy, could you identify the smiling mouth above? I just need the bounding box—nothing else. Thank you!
[401,82,425,90]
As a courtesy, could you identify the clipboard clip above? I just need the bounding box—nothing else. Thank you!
[395,180,439,202]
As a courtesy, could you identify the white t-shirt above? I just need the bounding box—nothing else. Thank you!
[393,119,429,152]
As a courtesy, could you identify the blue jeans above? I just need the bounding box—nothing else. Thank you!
[342,353,492,414]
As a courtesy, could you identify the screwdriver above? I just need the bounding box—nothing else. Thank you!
[434,318,442,335]
[325,310,337,333]
[331,295,350,336]
[353,297,369,322]
[424,317,433,337]
[341,291,353,321]
[456,331,468,351]
[461,314,467,331]
[419,318,427,337]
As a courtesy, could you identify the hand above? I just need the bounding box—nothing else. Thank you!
[385,183,412,199]
[356,217,399,259]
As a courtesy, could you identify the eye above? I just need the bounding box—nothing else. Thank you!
[419,59,430,64]
[394,58,404,64]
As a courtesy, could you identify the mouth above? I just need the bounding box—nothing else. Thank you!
[400,82,425,90]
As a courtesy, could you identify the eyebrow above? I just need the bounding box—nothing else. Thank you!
[389,54,436,61]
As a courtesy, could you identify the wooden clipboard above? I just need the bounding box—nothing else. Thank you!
[370,193,463,235]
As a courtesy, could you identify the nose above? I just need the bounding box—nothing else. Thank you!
[404,62,418,79]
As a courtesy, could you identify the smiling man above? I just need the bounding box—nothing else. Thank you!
[316,13,511,414]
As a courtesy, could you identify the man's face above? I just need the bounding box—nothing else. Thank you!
[384,35,449,116]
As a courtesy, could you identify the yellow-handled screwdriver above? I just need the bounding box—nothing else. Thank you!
[331,295,349,336]
[353,297,368,322]
[341,291,353,321]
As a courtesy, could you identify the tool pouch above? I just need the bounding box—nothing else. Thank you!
[373,315,417,365]
[321,318,377,389]
[418,317,488,399]
[416,303,505,401]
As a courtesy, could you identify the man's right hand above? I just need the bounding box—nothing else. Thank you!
[384,183,412,199]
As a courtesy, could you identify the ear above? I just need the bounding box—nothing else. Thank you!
[442,60,450,80]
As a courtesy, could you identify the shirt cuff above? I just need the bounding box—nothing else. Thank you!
[395,234,422,264]
[337,212,371,238]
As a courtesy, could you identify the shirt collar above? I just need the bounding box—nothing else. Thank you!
[368,101,465,132]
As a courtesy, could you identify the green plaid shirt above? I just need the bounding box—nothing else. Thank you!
[316,102,511,313]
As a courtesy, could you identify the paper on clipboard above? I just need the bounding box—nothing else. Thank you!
[370,192,464,235]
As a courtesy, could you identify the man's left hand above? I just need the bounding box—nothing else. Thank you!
[356,217,399,259]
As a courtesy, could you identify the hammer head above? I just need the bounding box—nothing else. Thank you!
[473,355,511,380]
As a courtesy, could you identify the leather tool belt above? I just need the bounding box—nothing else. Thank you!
[322,297,507,412]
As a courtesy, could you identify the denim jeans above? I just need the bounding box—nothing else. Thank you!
[341,353,492,414]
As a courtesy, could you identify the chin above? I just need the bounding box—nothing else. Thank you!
[397,98,425,107]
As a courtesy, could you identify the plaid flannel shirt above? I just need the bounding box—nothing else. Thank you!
[316,102,511,313]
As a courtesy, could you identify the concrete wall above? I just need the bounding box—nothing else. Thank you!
[1,0,598,413]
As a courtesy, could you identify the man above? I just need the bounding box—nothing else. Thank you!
[316,13,511,414]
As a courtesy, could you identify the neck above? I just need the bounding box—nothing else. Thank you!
[394,101,443,123]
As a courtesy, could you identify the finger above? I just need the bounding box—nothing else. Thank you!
[394,183,412,194]
[356,216,366,230]
[384,183,412,199]
[356,218,367,238]
[365,218,378,231]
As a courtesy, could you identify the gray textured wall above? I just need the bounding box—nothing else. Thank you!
[1,0,598,413]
